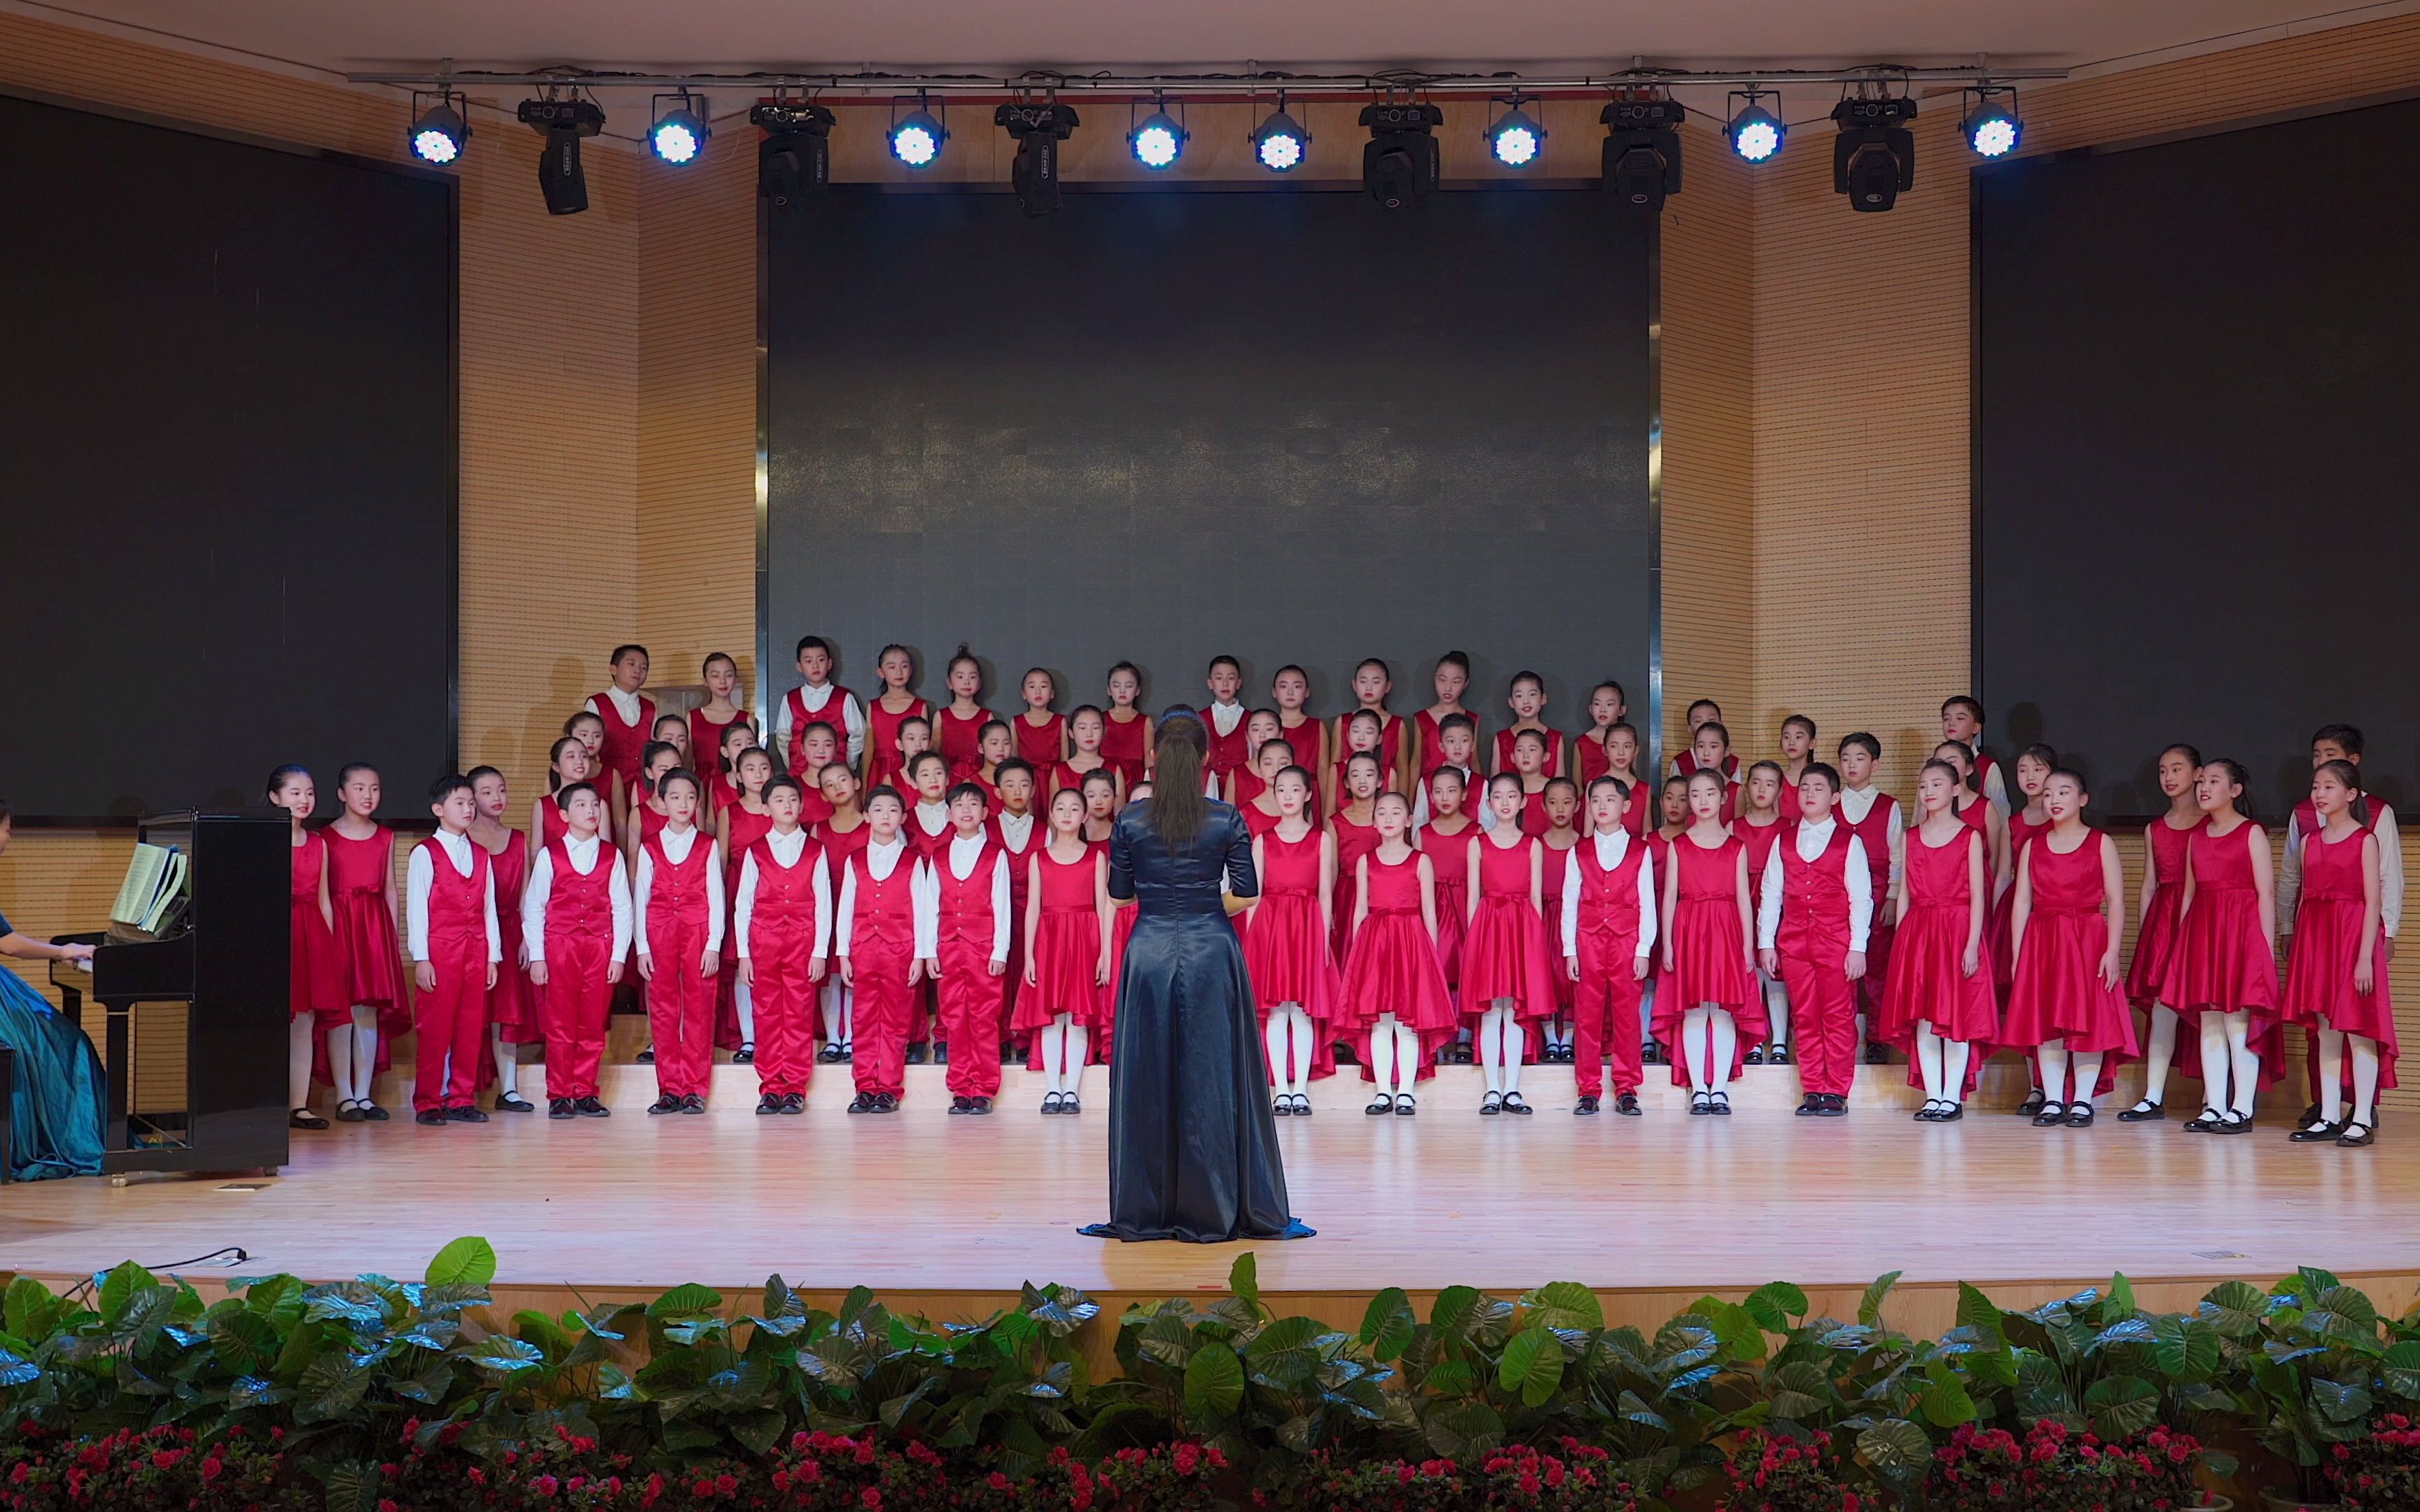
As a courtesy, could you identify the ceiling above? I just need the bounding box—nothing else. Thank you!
[23,0,2398,86]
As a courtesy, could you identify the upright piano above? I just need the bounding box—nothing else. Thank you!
[53,811,291,1175]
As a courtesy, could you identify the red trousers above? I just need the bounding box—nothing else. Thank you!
[1572,931,1646,1098]
[644,918,717,1100]
[1779,949,1858,1097]
[937,939,1007,1099]
[751,935,821,1098]
[541,932,612,1101]
[849,944,915,1098]
[412,934,490,1113]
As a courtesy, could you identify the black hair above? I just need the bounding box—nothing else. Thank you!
[765,774,805,802]
[1207,654,1242,676]
[1942,694,1985,723]
[1919,757,1964,792]
[703,650,738,676]
[641,739,680,773]
[1080,770,1118,796]
[1022,666,1057,693]
[1696,721,1732,747]
[1662,772,1691,792]
[1489,771,1526,797]
[564,709,606,734]
[545,737,583,790]
[1591,680,1627,706]
[1374,790,1414,818]
[2314,758,2370,827]
[795,634,832,660]
[1347,708,1384,734]
[2201,757,2255,818]
[1931,741,1980,792]
[1355,657,1391,680]
[996,758,1036,783]
[1274,762,1318,792]
[1838,732,1882,762]
[554,780,598,811]
[735,745,777,801]
[2158,742,2202,769]
[1107,660,1143,691]
[1428,765,1467,789]
[1069,703,1106,724]
[1800,761,1841,795]
[1273,664,1310,685]
[2019,742,2059,769]
[658,768,702,800]
[1509,669,1545,694]
[651,713,687,738]
[2045,766,2090,799]
[1781,714,1817,740]
[2313,723,2365,758]
[946,780,992,810]
[609,643,648,666]
[1588,774,1633,802]
[865,783,906,811]
[798,718,839,746]
[908,751,951,780]
[1436,650,1471,676]
[1686,698,1722,720]
[1543,776,1580,799]
[1259,737,1296,763]
[1686,768,1727,798]
[265,764,313,799]
[1604,720,1639,746]
[1439,712,1476,737]
[336,762,380,788]
[466,764,506,788]
[1748,759,1785,782]
[898,715,933,738]
[978,718,1013,741]
[1512,728,1548,750]
[1345,750,1384,776]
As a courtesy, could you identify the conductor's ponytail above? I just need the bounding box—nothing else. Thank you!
[1147,715,1210,848]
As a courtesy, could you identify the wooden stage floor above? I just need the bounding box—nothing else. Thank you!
[4,1063,2416,1330]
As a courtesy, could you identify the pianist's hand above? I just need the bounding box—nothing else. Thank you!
[57,941,95,962]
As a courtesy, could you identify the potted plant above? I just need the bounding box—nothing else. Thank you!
[2321,1413,2420,1511]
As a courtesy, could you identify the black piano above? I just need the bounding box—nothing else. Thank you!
[53,811,291,1176]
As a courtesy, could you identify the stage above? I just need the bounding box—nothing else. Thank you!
[3,1062,2414,1349]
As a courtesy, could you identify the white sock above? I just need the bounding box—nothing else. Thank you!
[288,1015,314,1111]
[1943,1037,1971,1100]
[735,981,756,1044]
[2072,1051,2105,1106]
[1064,1024,1089,1098]
[1683,1005,1714,1092]
[326,1024,356,1104]
[1709,1008,1737,1087]
[1641,981,1657,1046]
[2039,1039,2070,1106]
[2197,1012,2230,1115]
[349,1004,380,1103]
[2143,1004,2179,1102]
[1369,1016,1399,1093]
[1915,1021,1945,1102]
[1478,1004,1510,1094]
[2318,1026,2346,1124]
[1264,1007,1296,1098]
[1391,1022,1421,1096]
[1287,1007,1316,1097]
[1763,973,1790,1049]
[2225,1012,2260,1119]
[492,1025,519,1096]
[1043,1015,1069,1095]
[822,980,845,1046]
[2351,1034,2381,1126]
[1501,1014,1526,1097]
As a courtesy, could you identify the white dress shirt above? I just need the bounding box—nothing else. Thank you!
[632,825,727,956]
[587,686,645,726]
[835,836,940,958]
[939,831,1014,964]
[520,832,634,962]
[774,682,868,768]
[405,827,501,963]
[2280,800,2403,939]
[995,811,1037,853]
[1836,784,1906,890]
[1756,817,1873,952]
[1559,830,1658,962]
[912,802,952,846]
[732,825,833,960]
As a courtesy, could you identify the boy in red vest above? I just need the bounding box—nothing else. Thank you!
[407,774,500,1125]
[1563,775,1657,1116]
[836,788,938,1113]
[932,781,1013,1112]
[1835,733,1903,1064]
[586,644,655,811]
[733,774,830,1115]
[634,768,725,1114]
[1757,764,1871,1117]
[777,634,865,776]
[522,780,631,1119]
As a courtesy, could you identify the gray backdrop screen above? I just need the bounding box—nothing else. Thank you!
[767,185,1650,745]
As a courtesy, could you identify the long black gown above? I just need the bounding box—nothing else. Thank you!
[1080,802,1314,1242]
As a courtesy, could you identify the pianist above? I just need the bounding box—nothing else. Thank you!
[0,800,98,971]
[0,798,104,1180]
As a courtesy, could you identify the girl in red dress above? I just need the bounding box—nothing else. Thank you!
[972,720,1015,803]
[1601,722,1650,835]
[1465,774,1557,1114]
[865,643,930,789]
[1641,774,1693,1068]
[1412,651,1477,791]
[2005,769,2136,1128]
[650,714,694,794]
[1332,659,1407,796]
[1673,699,1738,780]
[1657,769,1759,1112]
[1774,716,1816,816]
[815,763,871,1061]
[564,708,610,790]
[1022,788,1109,1113]
[1494,671,1565,777]
[1340,792,1455,1116]
[707,719,758,820]
[1080,770,1119,848]
[269,765,345,1130]
[468,765,537,1114]
[1576,682,1629,788]
[716,747,779,1063]
[690,652,750,777]
[791,723,841,828]
[1329,752,1384,965]
[1931,741,2011,969]
[1015,668,1068,771]
[1101,663,1153,788]
[1272,664,1328,780]
[882,716,935,799]
[1419,767,1482,1015]
[322,763,405,1121]
[2281,760,2395,1147]
[936,646,992,781]
[1239,738,1293,837]
[1738,760,1791,1065]
[1417,714,1484,830]
[1506,729,1553,836]
[628,741,682,855]
[2169,758,2280,1133]
[1232,709,1284,804]
[1052,706,1121,806]
[1538,777,1583,1062]
[2122,743,2207,1120]
[1685,724,1746,818]
[1879,759,1996,1121]
[1247,765,1338,1115]
[1326,708,1387,818]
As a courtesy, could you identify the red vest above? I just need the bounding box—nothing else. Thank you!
[934,836,1003,953]
[641,830,714,933]
[847,844,920,960]
[1840,791,1898,892]
[543,836,613,943]
[784,684,854,776]
[1776,822,1856,961]
[746,833,826,955]
[2295,794,2393,837]
[591,691,658,784]
[1573,835,1650,953]
[907,808,954,863]
[1204,708,1251,781]
[417,836,491,952]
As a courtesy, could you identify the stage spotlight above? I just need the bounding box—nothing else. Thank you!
[752,99,834,211]
[408,90,468,165]
[1359,100,1442,211]
[1251,102,1309,172]
[517,94,605,216]
[1725,91,1783,162]
[649,92,709,165]
[998,99,1080,216]
[1962,88,2023,158]
[1830,94,1917,212]
[1599,95,1684,211]
[889,94,947,168]
[1487,99,1545,168]
[1129,99,1187,169]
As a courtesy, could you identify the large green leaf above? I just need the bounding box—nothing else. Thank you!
[1359,1288,1417,1362]
[4,1277,61,1343]
[1522,1282,1604,1332]
[2103,1271,2138,1324]
[2150,1315,2221,1383]
[1228,1252,1261,1315]
[2085,1374,2160,1439]
[1857,1418,1931,1482]
[1498,1325,1564,1408]
[423,1237,497,1288]
[1423,1399,1504,1460]
[2015,1350,2073,1422]
[1183,1340,1244,1419]
[97,1261,157,1324]
[1431,1285,1482,1339]
[2311,1378,2374,1424]
[1704,1301,1769,1362]
[1919,1361,1977,1427]
[1859,1272,1902,1329]
[322,1461,382,1512]
[648,1283,725,1319]
[2199,1280,2269,1337]
[2381,1340,2420,1401]
[466,1336,545,1375]
[1955,1282,2005,1345]
[1744,1282,1811,1332]
[0,1348,39,1390]
[206,1309,280,1376]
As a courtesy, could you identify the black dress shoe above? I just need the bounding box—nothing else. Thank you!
[758,1095,784,1115]
[846,1093,876,1114]
[969,1097,992,1115]
[933,1043,950,1065]
[1746,1046,1767,1066]
[1690,1091,1712,1115]
[290,1107,329,1130]
[906,1043,929,1065]
[949,1096,972,1115]
[781,1092,807,1115]
[635,1046,655,1064]
[359,1102,391,1122]
[494,1094,534,1114]
[1641,1041,1663,1066]
[1575,1096,1600,1115]
[1936,1102,1963,1122]
[1914,1100,1944,1122]
[2019,1088,2046,1117]
[2300,1102,2323,1128]
[549,1098,576,1119]
[575,1096,610,1118]
[680,1094,707,1114]
[1062,1093,1080,1114]
[2066,1104,2094,1128]
[335,1100,367,1123]
[2032,1101,2068,1127]
[1503,1092,1533,1115]
[2291,1119,2346,1142]
[1043,1091,1065,1115]
[1367,1094,1395,1115]
[1480,1091,1503,1116]
[2337,1120,2377,1147]
[818,1044,844,1063]
[874,1093,900,1112]
[415,1109,449,1126]
[2183,1108,2226,1133]
[1768,1043,1793,1067]
[2212,1111,2251,1134]
[1795,1096,1823,1117]
[1710,1091,1732,1116]
[1393,1095,1417,1116]
[1272,1098,1292,1116]
[732,1044,755,1065]
[1815,1095,1847,1117]
[1291,1094,1312,1117]
[648,1095,683,1116]
[2119,1099,2168,1122]
[447,1105,489,1124]
[1615,1093,1641,1116]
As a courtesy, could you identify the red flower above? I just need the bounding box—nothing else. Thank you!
[861,1489,882,1509]
[716,1473,739,1494]
[989,1472,1011,1490]
[1173,1443,1201,1476]
[150,1450,184,1471]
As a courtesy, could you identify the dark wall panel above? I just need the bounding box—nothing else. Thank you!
[0,91,454,820]
[1975,98,2420,815]
[767,186,1650,747]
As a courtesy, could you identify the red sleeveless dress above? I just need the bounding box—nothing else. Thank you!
[865,695,931,789]
[1240,801,1286,840]
[1876,824,1998,1060]
[1338,850,1456,1036]
[1460,835,1557,1020]
[1419,821,1483,1002]
[1329,808,1382,962]
[2125,816,2204,1006]
[2169,820,2284,1087]
[1494,727,1564,778]
[2003,831,2138,1060]
[1540,833,1578,1010]
[1653,832,1762,1084]
[321,825,404,1023]
[1099,708,1150,788]
[936,705,991,780]
[484,829,538,1042]
[690,706,749,777]
[2282,826,2400,1088]
[1739,816,1788,930]
[1017,847,1106,1032]
[1244,827,1338,1025]
[1015,711,1067,770]
[287,833,347,1021]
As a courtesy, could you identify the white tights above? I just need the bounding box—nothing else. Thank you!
[1914,1021,1973,1103]
[1681,1004,1738,1093]
[1265,1004,1316,1098]
[491,1024,520,1098]
[817,979,848,1049]
[324,1004,380,1105]
[287,1016,315,1112]
[1365,1014,1423,1097]
[2139,1003,2182,1103]
[1761,972,1790,1049]
[2195,1010,2260,1118]
[2316,1021,2382,1128]
[2037,1039,2105,1107]
[1039,1014,1090,1098]
[1476,1001,1526,1095]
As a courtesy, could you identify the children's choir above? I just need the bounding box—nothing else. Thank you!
[270,643,2401,1149]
